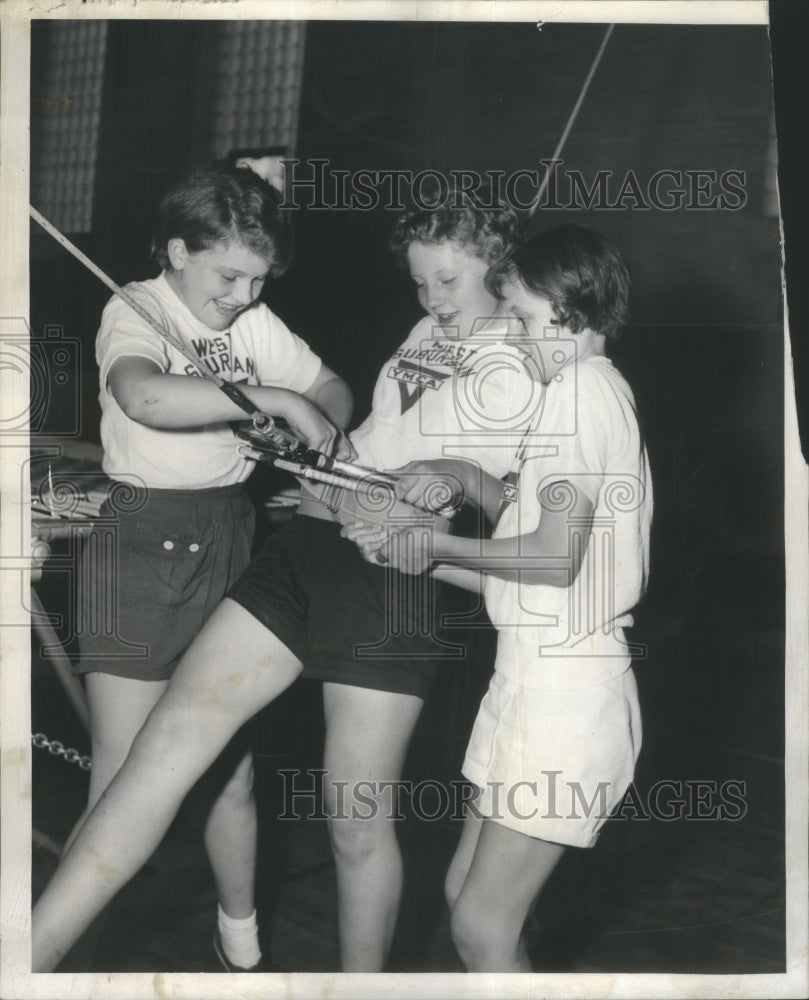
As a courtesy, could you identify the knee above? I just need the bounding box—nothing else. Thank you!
[444,865,463,911]
[449,894,509,971]
[444,841,475,911]
[327,815,388,870]
[448,897,482,968]
[323,779,392,869]
[127,705,181,762]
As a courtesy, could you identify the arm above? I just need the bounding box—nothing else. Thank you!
[390,459,506,522]
[431,480,593,586]
[108,356,345,454]
[430,564,486,594]
[344,479,595,589]
[301,363,354,431]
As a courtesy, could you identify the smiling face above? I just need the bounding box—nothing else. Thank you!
[165,239,273,330]
[406,241,499,338]
[500,278,560,343]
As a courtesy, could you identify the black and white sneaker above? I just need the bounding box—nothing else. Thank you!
[213,927,275,973]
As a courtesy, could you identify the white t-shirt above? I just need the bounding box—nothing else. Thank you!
[484,355,652,684]
[350,315,540,481]
[97,274,322,489]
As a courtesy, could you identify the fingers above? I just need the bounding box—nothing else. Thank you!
[340,521,386,547]
[339,521,389,565]
[292,417,336,455]
[396,478,433,509]
[394,473,461,511]
[367,537,393,565]
[338,522,429,574]
[333,433,357,462]
[392,474,419,504]
[386,461,464,511]
[390,466,433,506]
[313,422,339,455]
[357,539,386,564]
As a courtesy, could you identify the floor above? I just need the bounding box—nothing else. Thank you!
[31,640,787,976]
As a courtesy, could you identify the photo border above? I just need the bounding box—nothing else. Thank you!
[2,2,805,998]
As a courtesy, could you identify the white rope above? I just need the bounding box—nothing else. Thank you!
[529,23,616,216]
[30,204,297,448]
[30,206,217,381]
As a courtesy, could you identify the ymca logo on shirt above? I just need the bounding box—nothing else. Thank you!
[389,359,453,413]
[387,342,475,414]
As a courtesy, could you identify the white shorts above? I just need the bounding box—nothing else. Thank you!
[462,650,642,848]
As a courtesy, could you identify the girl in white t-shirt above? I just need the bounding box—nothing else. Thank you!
[66,160,353,971]
[346,225,652,971]
[32,192,535,974]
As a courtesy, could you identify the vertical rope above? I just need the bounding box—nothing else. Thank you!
[529,23,616,216]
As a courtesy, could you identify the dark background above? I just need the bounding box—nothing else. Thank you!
[29,16,790,973]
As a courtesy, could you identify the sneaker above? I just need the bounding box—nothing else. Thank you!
[213,927,275,973]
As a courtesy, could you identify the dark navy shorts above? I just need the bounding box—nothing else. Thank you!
[227,515,462,699]
[75,484,254,680]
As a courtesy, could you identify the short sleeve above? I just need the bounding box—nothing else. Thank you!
[96,286,170,387]
[529,365,612,506]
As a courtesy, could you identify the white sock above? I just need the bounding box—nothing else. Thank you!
[217,904,262,969]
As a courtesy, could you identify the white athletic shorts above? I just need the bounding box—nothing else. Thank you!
[462,639,642,848]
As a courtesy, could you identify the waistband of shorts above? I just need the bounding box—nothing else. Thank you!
[108,480,248,501]
[494,632,631,690]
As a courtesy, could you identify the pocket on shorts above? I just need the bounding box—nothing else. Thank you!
[124,517,218,610]
[464,677,517,773]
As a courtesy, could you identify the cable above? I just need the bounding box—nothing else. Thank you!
[529,23,616,216]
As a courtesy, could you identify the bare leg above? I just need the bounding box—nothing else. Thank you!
[57,674,171,969]
[63,674,169,856]
[322,683,424,971]
[32,600,302,972]
[203,749,256,919]
[70,672,258,926]
[444,800,483,910]
[449,818,565,972]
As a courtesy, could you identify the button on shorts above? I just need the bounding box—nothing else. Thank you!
[74,484,254,680]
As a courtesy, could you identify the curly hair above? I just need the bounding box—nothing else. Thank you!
[151,160,293,277]
[388,188,524,268]
[485,225,631,341]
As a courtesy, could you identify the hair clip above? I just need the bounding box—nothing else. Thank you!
[235,156,285,193]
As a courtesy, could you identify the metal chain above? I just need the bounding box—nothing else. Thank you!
[31,732,92,771]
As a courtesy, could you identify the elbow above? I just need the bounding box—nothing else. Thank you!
[521,559,584,589]
[107,362,170,427]
[321,379,354,427]
[115,387,164,427]
[339,397,355,428]
[336,379,355,419]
